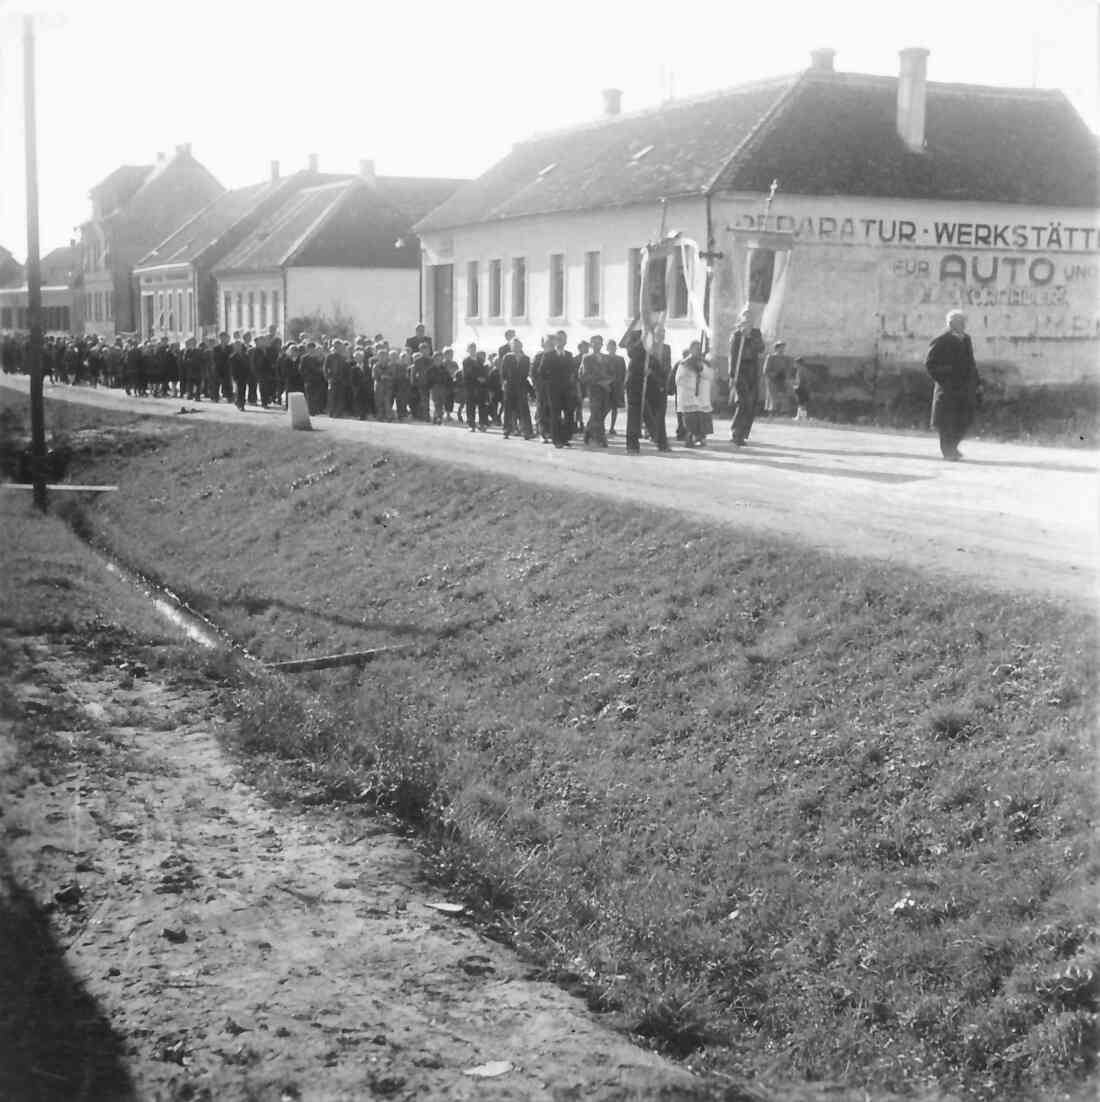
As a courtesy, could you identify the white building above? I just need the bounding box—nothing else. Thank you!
[415,50,1100,429]
[133,165,324,343]
[213,164,463,341]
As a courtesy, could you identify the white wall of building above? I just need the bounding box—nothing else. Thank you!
[422,194,1099,390]
[713,193,1099,386]
[215,273,284,337]
[286,267,419,341]
[136,265,195,341]
[420,199,708,355]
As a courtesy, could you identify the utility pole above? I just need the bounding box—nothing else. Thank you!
[23,13,47,511]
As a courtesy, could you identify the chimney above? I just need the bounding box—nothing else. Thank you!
[359,158,376,181]
[307,153,319,173]
[809,48,836,72]
[897,47,930,152]
[175,142,192,155]
[601,88,623,116]
[270,159,280,181]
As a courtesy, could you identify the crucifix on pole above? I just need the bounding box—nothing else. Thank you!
[761,179,779,232]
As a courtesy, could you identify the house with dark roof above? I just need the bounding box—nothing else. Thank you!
[79,144,223,338]
[0,246,23,289]
[132,163,327,341]
[0,242,83,335]
[211,161,464,341]
[414,48,1100,425]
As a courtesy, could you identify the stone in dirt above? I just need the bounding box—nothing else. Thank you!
[287,391,311,431]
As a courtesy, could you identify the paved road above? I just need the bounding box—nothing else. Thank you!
[4,376,1097,601]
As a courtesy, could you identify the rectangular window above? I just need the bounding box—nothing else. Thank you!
[60,306,70,331]
[247,292,255,332]
[224,293,232,331]
[235,294,243,332]
[176,290,183,331]
[271,290,280,331]
[259,290,267,329]
[186,289,194,332]
[628,248,643,320]
[584,250,601,318]
[466,260,479,317]
[646,257,667,314]
[0,307,11,328]
[510,257,526,318]
[669,250,689,319]
[488,259,502,318]
[548,253,565,318]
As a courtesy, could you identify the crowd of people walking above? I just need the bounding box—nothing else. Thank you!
[1,319,813,452]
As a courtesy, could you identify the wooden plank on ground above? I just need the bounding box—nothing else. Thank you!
[265,644,416,673]
[1,483,119,492]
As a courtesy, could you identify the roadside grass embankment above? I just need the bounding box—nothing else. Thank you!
[32,397,1100,1101]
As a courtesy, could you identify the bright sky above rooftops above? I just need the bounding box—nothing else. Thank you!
[0,0,1097,259]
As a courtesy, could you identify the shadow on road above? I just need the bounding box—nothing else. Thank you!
[636,442,932,483]
[749,440,1096,474]
[0,853,135,1101]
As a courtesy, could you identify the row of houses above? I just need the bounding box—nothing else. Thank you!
[2,46,1098,423]
[0,148,463,344]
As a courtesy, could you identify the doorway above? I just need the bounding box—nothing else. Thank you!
[431,264,453,349]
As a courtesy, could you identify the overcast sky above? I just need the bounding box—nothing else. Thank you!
[0,0,1097,261]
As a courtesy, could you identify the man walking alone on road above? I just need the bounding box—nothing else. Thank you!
[926,309,982,461]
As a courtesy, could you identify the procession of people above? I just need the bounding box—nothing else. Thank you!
[0,309,978,459]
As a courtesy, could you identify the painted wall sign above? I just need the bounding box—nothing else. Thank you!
[731,212,1099,252]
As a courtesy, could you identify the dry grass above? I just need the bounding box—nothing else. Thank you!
[12,392,1098,1101]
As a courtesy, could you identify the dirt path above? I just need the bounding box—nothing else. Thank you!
[1,634,701,1101]
[3,376,1096,600]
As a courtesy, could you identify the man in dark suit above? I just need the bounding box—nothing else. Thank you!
[540,334,574,448]
[405,324,432,354]
[728,316,765,446]
[500,338,535,439]
[925,309,982,461]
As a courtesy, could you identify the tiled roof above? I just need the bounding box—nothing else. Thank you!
[40,245,79,285]
[414,77,799,232]
[89,164,153,200]
[373,176,467,223]
[214,181,356,273]
[417,69,1099,232]
[213,175,466,272]
[135,177,297,268]
[717,71,1100,205]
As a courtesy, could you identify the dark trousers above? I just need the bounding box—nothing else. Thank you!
[585,387,609,445]
[548,385,573,446]
[259,374,277,407]
[731,384,758,443]
[626,385,668,450]
[233,373,249,410]
[465,386,487,429]
[536,382,552,438]
[503,388,533,437]
[936,399,973,457]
